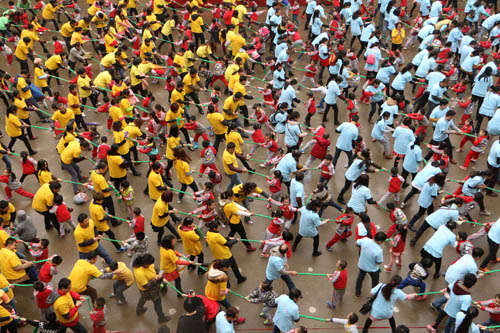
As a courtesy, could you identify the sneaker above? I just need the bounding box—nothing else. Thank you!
[326,246,333,252]
[326,301,335,309]
[237,276,247,284]
[259,163,266,168]
[116,247,127,253]
[312,251,322,257]
[109,293,116,298]
[383,265,392,272]
[259,312,266,318]
[480,210,491,216]
[263,319,272,326]
[193,142,200,149]
[117,299,126,305]
[246,246,257,252]
[235,317,246,325]
[400,202,407,208]
[247,219,254,224]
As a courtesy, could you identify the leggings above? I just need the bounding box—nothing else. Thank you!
[363,316,396,333]
[179,182,199,200]
[421,248,442,276]
[337,178,353,201]
[408,204,435,228]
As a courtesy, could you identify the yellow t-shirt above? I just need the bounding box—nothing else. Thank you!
[109,261,134,287]
[206,231,232,259]
[67,92,81,115]
[159,247,178,274]
[73,219,98,253]
[174,159,193,185]
[54,292,78,324]
[165,136,180,160]
[89,201,109,232]
[165,107,185,129]
[153,0,165,15]
[77,75,92,98]
[182,74,200,94]
[113,130,129,155]
[0,248,25,280]
[190,16,204,34]
[230,34,246,56]
[109,105,126,127]
[0,273,13,300]
[93,71,112,89]
[223,201,241,224]
[173,54,187,74]
[45,55,62,71]
[14,40,29,61]
[107,155,127,179]
[130,65,144,87]
[151,198,169,227]
[178,226,201,256]
[207,112,228,135]
[161,19,175,36]
[225,131,243,154]
[148,170,164,201]
[60,140,81,165]
[60,21,74,37]
[42,3,57,20]
[17,76,32,100]
[133,264,157,291]
[68,259,102,293]
[52,110,75,130]
[196,45,212,58]
[146,13,161,31]
[14,97,29,120]
[391,28,405,45]
[90,171,111,198]
[56,133,75,154]
[0,203,15,227]
[205,279,227,301]
[222,149,238,175]
[225,63,240,82]
[0,230,9,249]
[37,170,53,186]
[5,114,22,138]
[100,52,116,68]
[34,66,48,88]
[32,183,54,212]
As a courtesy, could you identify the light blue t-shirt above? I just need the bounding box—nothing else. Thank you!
[298,206,321,237]
[357,238,383,272]
[479,91,500,117]
[444,282,472,318]
[429,106,448,123]
[311,16,323,36]
[488,109,500,135]
[351,16,363,35]
[461,55,480,73]
[265,255,286,281]
[426,206,459,229]
[216,312,235,333]
[347,185,372,213]
[366,83,386,103]
[345,158,367,181]
[360,23,375,42]
[273,111,288,134]
[433,117,453,141]
[376,66,396,84]
[423,225,456,258]
[278,85,296,108]
[371,118,389,141]
[487,140,500,168]
[429,0,442,17]
[426,71,446,92]
[417,181,438,208]
[472,74,493,98]
[392,126,415,155]
[284,123,301,147]
[412,163,441,189]
[335,122,358,151]
[428,83,446,104]
[370,283,407,319]
[276,153,297,182]
[273,69,286,89]
[488,218,500,244]
[462,176,485,196]
[412,49,429,67]
[290,178,304,208]
[415,56,436,78]
[273,295,299,332]
[445,254,477,285]
[391,71,412,91]
[403,142,422,174]
[380,103,398,126]
[325,80,341,105]
[364,47,382,71]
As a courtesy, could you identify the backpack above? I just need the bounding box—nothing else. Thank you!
[393,208,407,226]
[366,53,376,65]
[269,110,284,126]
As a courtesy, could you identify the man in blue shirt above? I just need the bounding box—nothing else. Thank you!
[485,139,500,196]
[355,232,386,297]
[424,110,461,163]
[480,218,500,272]
[264,244,297,292]
[290,172,305,210]
[332,115,359,169]
[292,201,328,256]
[422,222,458,279]
[273,289,301,333]
[322,76,343,124]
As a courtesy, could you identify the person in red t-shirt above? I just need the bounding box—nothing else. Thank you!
[327,259,348,309]
[38,255,63,286]
[130,208,145,235]
[33,280,57,320]
[384,225,407,272]
[304,91,317,127]
[264,210,285,241]
[378,167,405,206]
[325,208,355,250]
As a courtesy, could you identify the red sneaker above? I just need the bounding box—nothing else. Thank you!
[235,317,246,325]
[246,246,257,252]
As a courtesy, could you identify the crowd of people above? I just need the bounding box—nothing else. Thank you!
[0,0,498,331]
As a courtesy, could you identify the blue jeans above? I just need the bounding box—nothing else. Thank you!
[218,298,232,309]
[226,173,242,192]
[265,274,296,293]
[398,276,426,293]
[444,317,456,333]
[432,295,447,310]
[2,155,11,172]
[79,244,113,265]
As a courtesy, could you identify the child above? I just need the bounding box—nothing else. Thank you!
[459,129,489,170]
[264,210,285,241]
[346,93,359,122]
[457,97,474,125]
[251,104,273,132]
[304,91,316,128]
[261,230,294,258]
[268,197,299,230]
[326,259,348,309]
[325,207,355,250]
[29,239,50,270]
[193,182,215,206]
[456,118,474,152]
[242,123,265,156]
[185,115,209,149]
[90,297,107,333]
[38,255,63,286]
[456,231,474,256]
[258,83,275,109]
[299,60,318,89]
[260,133,280,168]
[97,136,111,163]
[49,194,75,237]
[190,199,217,230]
[386,202,408,238]
[378,167,405,205]
[206,169,222,195]
[23,312,62,333]
[384,224,407,272]
[19,151,37,183]
[317,154,335,188]
[245,281,277,326]
[130,207,145,235]
[266,170,282,207]
[0,169,34,200]
[33,280,57,320]
[122,231,149,264]
[200,140,218,175]
[329,312,359,332]
[119,180,135,219]
[398,257,432,299]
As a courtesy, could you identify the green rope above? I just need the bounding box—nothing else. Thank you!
[247,170,268,178]
[296,272,328,276]
[299,314,329,322]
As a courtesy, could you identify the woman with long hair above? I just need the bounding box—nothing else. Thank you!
[173,147,199,203]
[5,105,36,155]
[36,159,60,185]
[407,173,446,232]
[455,306,479,333]
[346,174,378,215]
[362,275,416,332]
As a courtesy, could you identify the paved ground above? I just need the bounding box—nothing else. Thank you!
[1,1,500,332]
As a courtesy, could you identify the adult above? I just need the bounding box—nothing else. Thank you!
[400,160,445,208]
[479,218,500,273]
[265,244,297,292]
[276,150,304,192]
[73,213,113,266]
[421,222,458,279]
[476,86,500,134]
[32,180,61,232]
[216,306,242,333]
[0,238,35,283]
[331,115,359,169]
[347,174,378,214]
[106,144,129,189]
[90,162,119,226]
[362,275,416,332]
[173,147,199,203]
[292,200,328,256]
[176,296,209,333]
[89,193,125,252]
[232,182,269,224]
[284,112,306,153]
[485,137,500,196]
[355,232,386,297]
[223,142,247,192]
[407,173,446,232]
[273,288,302,333]
[392,117,416,168]
[222,191,256,252]
[151,190,180,245]
[423,110,461,163]
[132,254,171,323]
[322,76,342,124]
[53,278,87,333]
[338,151,381,204]
[5,105,36,155]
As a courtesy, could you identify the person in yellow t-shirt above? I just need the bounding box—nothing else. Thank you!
[139,38,155,60]
[32,181,61,231]
[206,106,228,152]
[45,53,67,86]
[60,20,77,46]
[182,68,205,114]
[67,85,87,131]
[41,0,60,30]
[74,213,114,265]
[173,147,198,202]
[391,23,405,50]
[90,192,125,252]
[222,191,256,251]
[33,59,51,96]
[76,69,97,107]
[0,202,15,228]
[222,142,246,191]
[173,49,187,75]
[14,37,32,72]
[148,162,167,201]
[51,105,76,132]
[160,235,198,295]
[177,217,204,274]
[0,238,33,282]
[159,17,178,51]
[60,139,90,194]
[106,261,134,304]
[67,253,113,302]
[151,190,180,244]
[206,221,246,283]
[12,90,36,141]
[5,106,36,155]
[111,121,141,177]
[204,260,230,303]
[132,254,169,322]
[106,146,128,187]
[53,278,86,329]
[93,70,113,91]
[130,58,147,96]
[190,13,205,47]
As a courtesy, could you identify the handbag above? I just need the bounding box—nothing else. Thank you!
[359,283,384,315]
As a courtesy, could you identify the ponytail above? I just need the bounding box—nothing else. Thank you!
[456,307,479,333]
[381,275,403,300]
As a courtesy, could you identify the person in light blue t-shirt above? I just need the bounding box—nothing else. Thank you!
[215,307,241,333]
[273,289,301,333]
[407,173,446,232]
[332,116,359,169]
[292,200,329,256]
[421,222,458,279]
[355,231,386,297]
